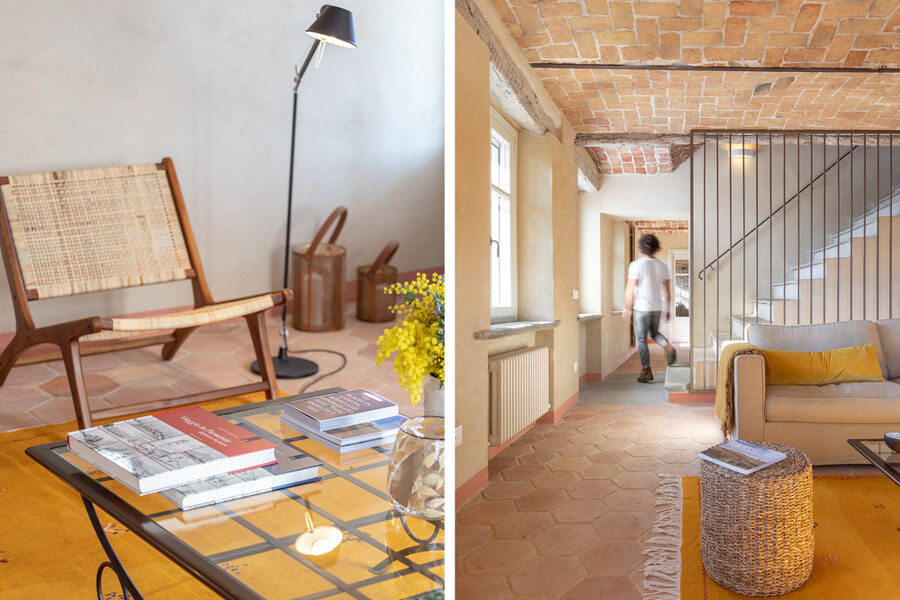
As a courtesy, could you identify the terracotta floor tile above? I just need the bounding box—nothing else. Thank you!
[560,576,641,600]
[515,489,570,512]
[566,479,617,499]
[532,438,571,452]
[516,450,561,465]
[39,374,119,398]
[530,470,581,490]
[491,511,556,539]
[612,470,660,490]
[458,499,516,527]
[455,574,514,600]
[501,464,547,481]
[577,539,644,576]
[481,480,535,501]
[552,498,610,523]
[0,387,50,412]
[533,523,602,556]
[592,511,653,539]
[456,524,493,558]
[3,363,58,386]
[508,555,585,597]
[604,489,655,512]
[547,456,592,472]
[464,539,537,575]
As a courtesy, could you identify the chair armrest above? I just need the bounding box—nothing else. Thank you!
[734,353,766,440]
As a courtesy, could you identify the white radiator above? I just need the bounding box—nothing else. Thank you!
[488,346,550,445]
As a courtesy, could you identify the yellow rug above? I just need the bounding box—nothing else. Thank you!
[0,393,266,600]
[646,475,900,599]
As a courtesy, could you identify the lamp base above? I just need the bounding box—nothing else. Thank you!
[251,354,319,379]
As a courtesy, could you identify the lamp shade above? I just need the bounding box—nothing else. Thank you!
[306,5,356,48]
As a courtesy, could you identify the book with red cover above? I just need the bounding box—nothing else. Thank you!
[67,407,277,495]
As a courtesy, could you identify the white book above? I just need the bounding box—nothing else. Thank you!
[699,440,787,475]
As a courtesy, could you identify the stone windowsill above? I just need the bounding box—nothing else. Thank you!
[578,313,604,323]
[475,320,560,340]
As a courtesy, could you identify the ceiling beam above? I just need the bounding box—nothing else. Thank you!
[457,0,558,137]
[577,133,691,147]
[531,62,900,74]
[574,146,601,193]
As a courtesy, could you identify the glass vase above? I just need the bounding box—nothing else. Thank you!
[387,416,445,520]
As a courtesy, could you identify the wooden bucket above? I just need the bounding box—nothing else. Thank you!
[357,241,399,322]
[292,206,347,332]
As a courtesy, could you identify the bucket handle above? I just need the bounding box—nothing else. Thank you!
[306,206,348,257]
[365,241,399,279]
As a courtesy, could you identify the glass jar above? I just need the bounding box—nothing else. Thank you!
[386,416,445,520]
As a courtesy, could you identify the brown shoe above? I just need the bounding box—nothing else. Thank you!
[665,344,677,366]
[637,368,653,383]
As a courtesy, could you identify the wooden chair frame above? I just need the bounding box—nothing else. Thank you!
[0,157,287,428]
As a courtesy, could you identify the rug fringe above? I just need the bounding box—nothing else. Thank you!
[643,474,683,600]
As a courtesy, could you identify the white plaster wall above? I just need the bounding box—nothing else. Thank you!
[0,0,443,331]
[583,166,691,220]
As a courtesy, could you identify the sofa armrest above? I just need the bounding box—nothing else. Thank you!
[734,354,766,440]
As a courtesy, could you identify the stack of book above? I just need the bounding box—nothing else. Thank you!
[66,406,320,510]
[280,389,405,454]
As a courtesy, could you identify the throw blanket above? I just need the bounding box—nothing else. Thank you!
[714,342,766,438]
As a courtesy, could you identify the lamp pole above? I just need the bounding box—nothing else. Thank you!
[251,5,356,379]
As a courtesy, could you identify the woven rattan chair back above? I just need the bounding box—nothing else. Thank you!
[1,163,193,300]
[0,158,287,429]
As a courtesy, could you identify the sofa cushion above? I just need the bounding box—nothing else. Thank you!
[747,321,888,379]
[761,345,884,385]
[876,319,900,380]
[765,381,900,423]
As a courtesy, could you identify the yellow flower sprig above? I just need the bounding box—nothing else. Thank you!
[375,273,444,404]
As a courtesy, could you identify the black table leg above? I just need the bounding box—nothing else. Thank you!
[369,513,444,575]
[82,497,146,600]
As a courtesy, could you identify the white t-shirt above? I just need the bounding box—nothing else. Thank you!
[627,256,670,312]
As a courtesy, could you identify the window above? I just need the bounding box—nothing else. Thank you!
[490,108,517,321]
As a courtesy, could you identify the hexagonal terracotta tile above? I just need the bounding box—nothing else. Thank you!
[515,489,570,512]
[567,478,617,499]
[547,456,592,472]
[508,555,585,597]
[456,524,493,558]
[491,511,556,539]
[456,574,515,599]
[560,576,641,600]
[604,489,655,512]
[578,539,644,577]
[481,480,535,501]
[592,511,653,540]
[530,470,581,490]
[464,539,537,575]
[533,523,602,556]
[552,498,610,523]
[458,499,516,527]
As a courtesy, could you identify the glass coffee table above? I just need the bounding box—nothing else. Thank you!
[848,439,900,486]
[26,389,444,600]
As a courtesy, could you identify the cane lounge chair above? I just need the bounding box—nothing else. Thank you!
[0,158,288,428]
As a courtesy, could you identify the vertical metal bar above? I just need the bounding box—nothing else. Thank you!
[822,133,826,322]
[864,132,868,320]
[837,133,841,321]
[702,133,707,387]
[810,131,814,323]
[850,134,854,320]
[730,133,734,339]
[742,132,746,331]
[797,135,801,324]
[689,130,695,390]
[716,133,721,372]
[769,132,773,322]
[783,134,787,325]
[877,132,881,319]
[892,133,894,318]
[756,132,759,324]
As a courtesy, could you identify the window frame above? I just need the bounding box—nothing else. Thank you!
[489,107,518,322]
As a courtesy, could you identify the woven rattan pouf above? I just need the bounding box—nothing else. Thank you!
[700,442,814,597]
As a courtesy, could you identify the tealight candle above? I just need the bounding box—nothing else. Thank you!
[295,513,342,567]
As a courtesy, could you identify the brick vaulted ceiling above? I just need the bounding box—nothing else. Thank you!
[489,0,900,174]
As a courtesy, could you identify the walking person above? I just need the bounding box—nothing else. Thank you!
[623,234,677,383]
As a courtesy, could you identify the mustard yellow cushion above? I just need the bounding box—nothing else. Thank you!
[761,344,884,385]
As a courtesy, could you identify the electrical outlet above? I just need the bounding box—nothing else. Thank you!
[455,426,463,447]
[573,361,578,373]
[572,289,579,300]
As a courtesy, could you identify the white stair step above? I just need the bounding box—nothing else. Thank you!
[770,281,799,300]
[792,262,826,280]
[812,240,852,262]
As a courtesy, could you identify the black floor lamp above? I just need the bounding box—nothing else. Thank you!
[252,4,357,379]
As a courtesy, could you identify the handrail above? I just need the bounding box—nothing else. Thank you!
[698,145,856,280]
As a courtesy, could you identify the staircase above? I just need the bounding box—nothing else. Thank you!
[693,184,900,389]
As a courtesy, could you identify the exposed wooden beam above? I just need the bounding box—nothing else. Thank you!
[457,0,558,137]
[577,133,691,147]
[574,146,601,192]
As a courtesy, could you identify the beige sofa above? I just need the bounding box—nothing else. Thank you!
[734,320,900,465]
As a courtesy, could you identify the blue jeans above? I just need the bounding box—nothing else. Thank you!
[634,310,669,369]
